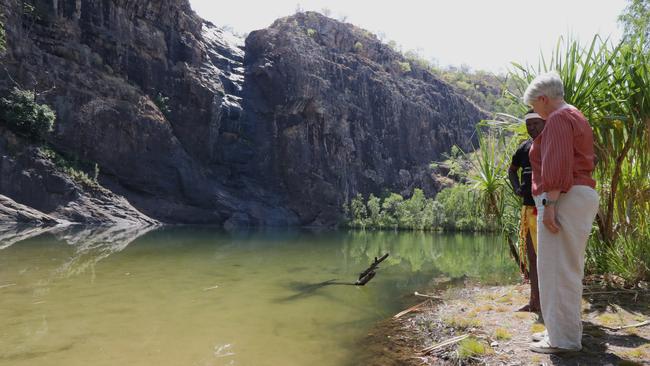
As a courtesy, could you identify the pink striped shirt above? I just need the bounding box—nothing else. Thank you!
[529,106,596,196]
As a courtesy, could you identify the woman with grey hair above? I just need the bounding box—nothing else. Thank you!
[524,71,599,353]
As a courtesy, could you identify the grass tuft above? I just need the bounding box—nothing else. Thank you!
[495,327,512,340]
[457,337,492,360]
[530,323,546,334]
[444,316,481,330]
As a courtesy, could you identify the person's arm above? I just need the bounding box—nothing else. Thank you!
[543,189,561,233]
[508,165,523,196]
[541,113,574,234]
[508,146,524,196]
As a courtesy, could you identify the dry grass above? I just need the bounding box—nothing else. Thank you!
[514,312,533,319]
[495,306,509,313]
[385,284,650,365]
[596,313,624,327]
[530,323,546,334]
[495,327,512,340]
[473,304,494,312]
[621,346,649,360]
[443,316,481,330]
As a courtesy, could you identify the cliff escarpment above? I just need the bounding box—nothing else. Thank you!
[0,1,486,227]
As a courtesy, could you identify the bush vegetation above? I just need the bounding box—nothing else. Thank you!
[41,147,100,188]
[153,92,171,116]
[345,1,650,285]
[0,88,55,141]
[0,19,6,53]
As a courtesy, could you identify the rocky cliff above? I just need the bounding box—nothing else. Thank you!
[0,1,486,227]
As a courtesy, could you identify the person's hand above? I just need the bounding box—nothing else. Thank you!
[543,205,560,233]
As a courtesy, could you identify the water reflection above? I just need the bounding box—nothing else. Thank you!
[51,225,158,278]
[343,230,517,283]
[0,227,518,366]
[0,225,58,250]
[0,224,157,279]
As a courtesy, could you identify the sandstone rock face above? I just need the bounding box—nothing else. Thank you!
[0,2,485,227]
[0,194,61,226]
[244,13,486,224]
[0,128,156,225]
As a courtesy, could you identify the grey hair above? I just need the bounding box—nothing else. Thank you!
[522,71,565,105]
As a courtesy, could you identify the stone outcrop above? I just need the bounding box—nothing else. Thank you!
[243,12,485,224]
[0,194,61,226]
[0,128,156,225]
[0,1,486,227]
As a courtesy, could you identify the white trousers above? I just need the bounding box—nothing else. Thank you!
[534,185,599,349]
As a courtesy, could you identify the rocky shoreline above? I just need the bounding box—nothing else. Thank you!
[360,282,650,365]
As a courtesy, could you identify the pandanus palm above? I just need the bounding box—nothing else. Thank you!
[509,35,650,244]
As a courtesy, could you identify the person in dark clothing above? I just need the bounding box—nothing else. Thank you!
[509,109,545,312]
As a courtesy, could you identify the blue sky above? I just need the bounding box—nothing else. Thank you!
[190,0,626,73]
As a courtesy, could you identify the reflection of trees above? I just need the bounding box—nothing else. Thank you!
[342,231,518,282]
[51,225,157,278]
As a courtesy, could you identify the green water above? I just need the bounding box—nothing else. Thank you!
[0,225,518,366]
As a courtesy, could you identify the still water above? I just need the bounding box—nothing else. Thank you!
[0,225,518,366]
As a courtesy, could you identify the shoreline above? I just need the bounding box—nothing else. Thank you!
[362,281,650,365]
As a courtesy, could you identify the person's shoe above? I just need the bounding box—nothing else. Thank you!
[529,339,581,354]
[531,330,547,342]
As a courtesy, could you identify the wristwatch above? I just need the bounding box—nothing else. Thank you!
[542,198,557,207]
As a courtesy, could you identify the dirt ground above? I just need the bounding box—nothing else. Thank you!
[359,280,650,366]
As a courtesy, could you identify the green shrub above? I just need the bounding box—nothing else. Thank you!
[0,20,6,53]
[344,188,459,231]
[153,92,171,116]
[349,193,367,229]
[0,88,56,141]
[398,61,411,73]
[306,28,316,37]
[41,147,100,188]
[353,41,363,52]
[586,226,650,285]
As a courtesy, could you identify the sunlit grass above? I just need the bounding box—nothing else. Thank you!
[531,355,542,363]
[457,337,493,360]
[596,313,624,327]
[621,347,648,359]
[474,304,494,312]
[495,328,512,340]
[496,294,512,304]
[514,312,532,319]
[479,293,499,301]
[530,323,546,334]
[444,316,482,330]
[624,327,640,336]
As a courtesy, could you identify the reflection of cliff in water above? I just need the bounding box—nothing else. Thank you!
[342,230,518,283]
[0,225,58,250]
[0,224,157,279]
[53,225,158,278]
